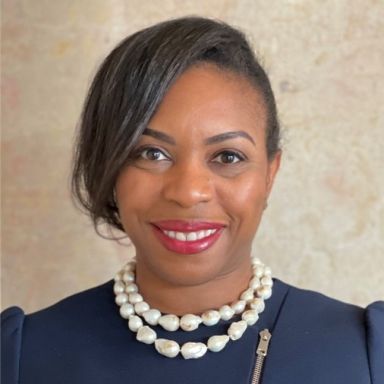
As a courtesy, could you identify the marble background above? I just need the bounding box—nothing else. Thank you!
[2,0,383,312]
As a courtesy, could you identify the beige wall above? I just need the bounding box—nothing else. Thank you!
[2,0,383,312]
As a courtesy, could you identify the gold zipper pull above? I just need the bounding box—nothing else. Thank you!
[257,329,272,356]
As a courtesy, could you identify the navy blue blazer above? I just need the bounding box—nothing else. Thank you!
[2,279,383,384]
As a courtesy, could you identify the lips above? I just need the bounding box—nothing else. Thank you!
[151,220,225,254]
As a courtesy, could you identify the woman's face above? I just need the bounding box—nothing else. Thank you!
[115,64,280,287]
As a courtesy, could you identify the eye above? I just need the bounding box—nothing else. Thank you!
[212,150,245,164]
[137,147,169,161]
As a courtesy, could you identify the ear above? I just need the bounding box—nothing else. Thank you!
[266,150,282,196]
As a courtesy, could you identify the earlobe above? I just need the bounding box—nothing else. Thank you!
[266,150,282,195]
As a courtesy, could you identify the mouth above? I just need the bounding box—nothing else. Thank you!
[162,228,218,241]
[150,220,225,255]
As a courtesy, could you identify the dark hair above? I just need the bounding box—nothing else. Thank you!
[72,16,281,234]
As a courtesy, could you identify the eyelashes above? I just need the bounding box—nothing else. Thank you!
[135,147,170,161]
[132,146,247,165]
[211,150,246,164]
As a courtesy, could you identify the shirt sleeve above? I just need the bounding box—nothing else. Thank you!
[365,301,384,384]
[1,306,25,384]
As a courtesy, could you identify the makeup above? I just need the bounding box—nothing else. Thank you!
[151,220,225,254]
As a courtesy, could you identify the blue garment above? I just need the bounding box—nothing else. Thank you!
[2,279,383,384]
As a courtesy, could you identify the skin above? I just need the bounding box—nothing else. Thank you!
[115,63,281,315]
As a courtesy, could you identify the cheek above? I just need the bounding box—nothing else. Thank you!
[218,172,268,226]
[221,170,268,202]
[115,168,161,220]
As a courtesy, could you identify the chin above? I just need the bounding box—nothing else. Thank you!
[138,248,228,287]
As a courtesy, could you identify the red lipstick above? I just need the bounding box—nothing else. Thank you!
[151,220,225,254]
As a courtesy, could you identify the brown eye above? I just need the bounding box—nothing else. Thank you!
[140,147,169,161]
[213,150,245,164]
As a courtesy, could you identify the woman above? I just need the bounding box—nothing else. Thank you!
[2,17,383,384]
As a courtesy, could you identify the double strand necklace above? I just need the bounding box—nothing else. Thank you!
[113,257,273,359]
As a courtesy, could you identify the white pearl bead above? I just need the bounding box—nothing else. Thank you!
[263,266,272,277]
[125,283,138,293]
[158,314,180,331]
[253,265,264,278]
[128,292,143,304]
[227,320,247,340]
[128,315,143,332]
[249,298,265,313]
[113,281,125,294]
[201,310,221,326]
[119,303,134,318]
[136,326,157,344]
[261,276,273,287]
[251,257,263,266]
[115,293,129,306]
[114,272,122,282]
[114,258,273,360]
[240,288,254,303]
[181,342,207,359]
[231,300,246,314]
[155,338,180,358]
[134,301,150,315]
[180,314,202,331]
[207,335,230,352]
[219,305,235,321]
[142,309,161,326]
[257,286,272,300]
[242,309,259,326]
[249,277,261,290]
[123,262,135,272]
[122,271,135,283]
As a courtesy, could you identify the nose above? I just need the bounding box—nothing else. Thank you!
[162,160,213,208]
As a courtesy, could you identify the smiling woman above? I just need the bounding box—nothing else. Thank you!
[1,16,383,384]
[114,64,280,313]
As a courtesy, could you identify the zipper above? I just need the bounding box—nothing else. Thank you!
[250,329,272,384]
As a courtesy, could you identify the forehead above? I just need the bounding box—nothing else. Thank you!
[148,64,267,138]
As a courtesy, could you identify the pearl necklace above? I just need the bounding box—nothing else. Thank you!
[114,257,273,359]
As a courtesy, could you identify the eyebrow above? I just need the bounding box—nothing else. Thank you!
[143,128,255,146]
[204,131,255,146]
[143,128,176,145]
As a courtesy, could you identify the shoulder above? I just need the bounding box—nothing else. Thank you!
[20,279,117,339]
[14,280,116,337]
[365,301,384,383]
[274,279,367,351]
[28,279,114,316]
[1,306,25,384]
[278,279,365,319]
[1,280,118,384]
[272,279,384,383]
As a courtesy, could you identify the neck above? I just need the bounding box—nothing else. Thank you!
[135,260,253,316]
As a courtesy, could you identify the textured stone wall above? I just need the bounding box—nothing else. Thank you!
[2,0,383,312]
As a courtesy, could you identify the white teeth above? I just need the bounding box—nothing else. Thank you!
[175,232,187,241]
[196,230,206,240]
[163,229,218,242]
[186,232,197,241]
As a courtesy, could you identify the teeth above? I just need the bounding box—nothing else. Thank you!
[186,232,197,241]
[197,230,206,240]
[163,229,218,242]
[175,232,186,241]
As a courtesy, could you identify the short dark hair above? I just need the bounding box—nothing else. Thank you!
[71,16,281,234]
